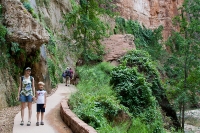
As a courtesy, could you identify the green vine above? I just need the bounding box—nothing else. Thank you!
[114,17,164,60]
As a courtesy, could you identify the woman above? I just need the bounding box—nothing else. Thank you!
[17,67,35,126]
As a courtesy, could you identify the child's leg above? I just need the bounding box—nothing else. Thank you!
[37,112,40,122]
[41,112,44,122]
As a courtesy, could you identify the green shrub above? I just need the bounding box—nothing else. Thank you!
[110,50,165,132]
[110,65,154,115]
[69,62,130,130]
[47,58,58,88]
[0,24,7,44]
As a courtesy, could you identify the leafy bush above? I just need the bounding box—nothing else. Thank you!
[118,50,165,100]
[69,62,130,130]
[110,65,154,115]
[47,58,58,88]
[110,50,165,132]
[0,24,7,44]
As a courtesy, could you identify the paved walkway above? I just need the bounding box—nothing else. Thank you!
[13,84,77,133]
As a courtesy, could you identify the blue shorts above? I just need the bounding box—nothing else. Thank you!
[20,94,33,102]
[37,104,45,112]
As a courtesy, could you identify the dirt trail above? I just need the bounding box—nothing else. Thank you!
[12,84,76,133]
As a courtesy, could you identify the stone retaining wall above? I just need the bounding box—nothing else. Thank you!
[60,99,97,133]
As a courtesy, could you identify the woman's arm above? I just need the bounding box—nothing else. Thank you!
[32,77,35,97]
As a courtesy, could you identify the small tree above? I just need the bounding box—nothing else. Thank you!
[165,0,200,130]
[64,0,114,62]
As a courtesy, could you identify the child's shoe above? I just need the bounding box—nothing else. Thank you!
[36,122,39,126]
[40,122,44,125]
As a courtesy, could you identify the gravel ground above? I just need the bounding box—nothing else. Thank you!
[0,88,57,133]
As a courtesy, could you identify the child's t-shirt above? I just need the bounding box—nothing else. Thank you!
[36,90,46,104]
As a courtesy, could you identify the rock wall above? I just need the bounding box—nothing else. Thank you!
[115,0,151,27]
[30,0,71,35]
[3,0,49,52]
[114,0,184,39]
[0,69,16,108]
[102,34,136,65]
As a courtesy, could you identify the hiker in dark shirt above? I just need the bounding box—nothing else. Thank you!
[65,67,71,86]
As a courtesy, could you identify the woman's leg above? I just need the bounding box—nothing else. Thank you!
[27,102,32,122]
[21,102,26,121]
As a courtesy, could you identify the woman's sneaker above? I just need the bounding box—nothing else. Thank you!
[27,121,31,126]
[36,122,39,126]
[20,121,24,126]
[40,122,44,125]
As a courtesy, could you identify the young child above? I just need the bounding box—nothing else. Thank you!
[36,81,47,126]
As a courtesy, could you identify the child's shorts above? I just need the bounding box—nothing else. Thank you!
[37,104,45,112]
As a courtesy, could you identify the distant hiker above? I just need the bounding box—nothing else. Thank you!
[36,82,47,126]
[69,67,74,80]
[65,67,71,86]
[17,67,35,126]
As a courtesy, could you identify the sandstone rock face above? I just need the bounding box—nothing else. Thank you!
[30,0,71,35]
[3,0,49,53]
[114,0,184,40]
[115,0,151,27]
[102,34,136,65]
[0,69,16,109]
[149,0,184,39]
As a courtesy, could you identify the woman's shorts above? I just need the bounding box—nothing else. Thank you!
[20,94,33,102]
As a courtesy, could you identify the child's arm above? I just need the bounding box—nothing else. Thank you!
[43,91,47,108]
[35,91,38,101]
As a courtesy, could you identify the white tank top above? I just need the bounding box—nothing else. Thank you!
[36,90,46,104]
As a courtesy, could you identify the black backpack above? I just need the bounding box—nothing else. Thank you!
[65,70,71,76]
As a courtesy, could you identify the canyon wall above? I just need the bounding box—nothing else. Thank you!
[115,0,184,39]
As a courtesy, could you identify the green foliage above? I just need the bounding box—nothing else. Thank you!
[110,50,165,132]
[64,0,114,63]
[69,62,130,130]
[0,4,2,18]
[0,23,8,69]
[5,85,19,106]
[35,0,50,7]
[70,62,165,132]
[110,65,153,114]
[22,1,38,18]
[0,24,7,44]
[114,17,164,60]
[47,58,58,88]
[11,42,20,54]
[164,0,200,129]
[128,118,149,133]
[47,36,56,55]
[45,29,67,87]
